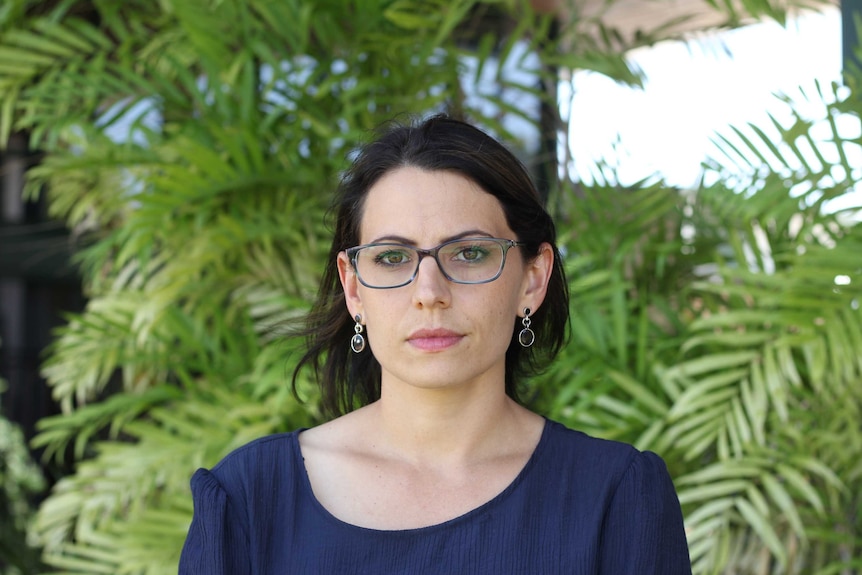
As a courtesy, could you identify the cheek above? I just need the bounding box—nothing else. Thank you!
[362,298,403,340]
[490,310,516,346]
[473,292,518,338]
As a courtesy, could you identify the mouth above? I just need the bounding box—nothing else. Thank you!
[407,328,464,352]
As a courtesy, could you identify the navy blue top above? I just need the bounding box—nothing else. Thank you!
[179,419,691,574]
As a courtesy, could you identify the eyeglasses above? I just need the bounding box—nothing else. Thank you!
[346,237,525,289]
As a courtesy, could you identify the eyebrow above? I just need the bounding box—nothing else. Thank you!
[368,229,495,246]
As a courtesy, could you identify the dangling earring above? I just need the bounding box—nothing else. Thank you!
[351,315,366,353]
[518,308,535,348]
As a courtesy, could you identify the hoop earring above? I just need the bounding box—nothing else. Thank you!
[351,315,366,353]
[518,308,535,348]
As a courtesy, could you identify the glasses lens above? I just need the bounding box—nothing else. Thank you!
[354,244,418,288]
[437,239,505,283]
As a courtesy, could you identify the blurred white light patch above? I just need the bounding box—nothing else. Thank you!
[563,8,846,192]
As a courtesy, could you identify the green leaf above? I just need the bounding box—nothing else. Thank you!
[734,496,787,566]
[677,479,750,505]
[776,463,825,515]
[605,369,667,416]
[760,472,805,538]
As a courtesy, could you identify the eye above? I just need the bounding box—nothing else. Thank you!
[453,244,490,263]
[373,248,412,267]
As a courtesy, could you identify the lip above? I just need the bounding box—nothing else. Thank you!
[407,328,464,352]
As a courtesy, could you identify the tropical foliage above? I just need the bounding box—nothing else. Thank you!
[1,0,858,573]
[540,75,862,573]
[0,370,45,575]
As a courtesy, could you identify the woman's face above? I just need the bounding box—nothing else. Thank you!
[337,166,552,394]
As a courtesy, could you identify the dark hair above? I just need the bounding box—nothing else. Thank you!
[293,114,569,417]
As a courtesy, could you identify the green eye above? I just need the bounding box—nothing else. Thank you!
[374,249,412,267]
[452,245,490,263]
[458,247,488,262]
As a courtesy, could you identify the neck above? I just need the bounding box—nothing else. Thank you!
[368,381,537,467]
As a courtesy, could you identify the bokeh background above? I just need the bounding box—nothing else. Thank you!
[1,1,861,573]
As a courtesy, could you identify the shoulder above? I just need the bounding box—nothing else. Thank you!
[195,430,305,502]
[537,419,674,497]
[211,431,302,474]
[533,420,687,540]
[547,421,693,572]
[183,430,310,570]
[542,419,641,468]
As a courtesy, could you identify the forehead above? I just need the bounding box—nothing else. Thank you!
[359,167,511,244]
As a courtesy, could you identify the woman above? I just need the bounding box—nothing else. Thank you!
[179,115,692,574]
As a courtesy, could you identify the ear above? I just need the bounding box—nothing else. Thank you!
[519,242,554,313]
[337,251,364,320]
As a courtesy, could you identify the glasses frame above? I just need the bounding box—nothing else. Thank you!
[346,237,526,289]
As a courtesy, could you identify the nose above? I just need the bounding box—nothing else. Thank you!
[411,253,451,308]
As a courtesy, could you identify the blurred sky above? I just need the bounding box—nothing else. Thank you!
[563,6,856,205]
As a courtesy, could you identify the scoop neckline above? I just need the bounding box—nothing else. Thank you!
[292,417,553,535]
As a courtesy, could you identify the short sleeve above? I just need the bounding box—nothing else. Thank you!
[179,468,250,575]
[599,451,692,574]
